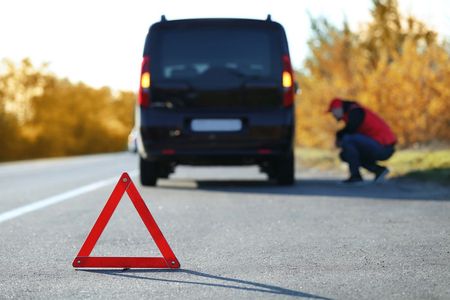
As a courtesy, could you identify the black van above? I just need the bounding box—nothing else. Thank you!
[136,16,296,186]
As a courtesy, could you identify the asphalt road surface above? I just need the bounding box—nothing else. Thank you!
[0,152,449,299]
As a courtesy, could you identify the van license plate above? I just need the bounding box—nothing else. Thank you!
[191,119,242,132]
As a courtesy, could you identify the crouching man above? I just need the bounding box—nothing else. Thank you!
[327,98,397,184]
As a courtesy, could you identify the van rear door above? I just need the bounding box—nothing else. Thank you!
[148,21,284,109]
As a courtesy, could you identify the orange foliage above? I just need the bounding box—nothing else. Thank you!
[296,0,450,148]
[0,59,134,161]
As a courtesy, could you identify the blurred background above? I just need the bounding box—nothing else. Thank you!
[1,0,449,180]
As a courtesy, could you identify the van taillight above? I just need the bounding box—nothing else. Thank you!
[282,55,295,107]
[138,56,150,107]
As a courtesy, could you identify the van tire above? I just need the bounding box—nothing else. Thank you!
[158,162,172,179]
[275,151,295,186]
[140,157,158,186]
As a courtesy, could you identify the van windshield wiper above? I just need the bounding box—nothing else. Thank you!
[220,68,270,89]
[154,80,192,91]
[223,68,263,82]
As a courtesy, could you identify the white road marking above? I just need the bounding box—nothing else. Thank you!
[0,170,138,224]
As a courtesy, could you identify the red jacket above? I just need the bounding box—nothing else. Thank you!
[341,103,397,146]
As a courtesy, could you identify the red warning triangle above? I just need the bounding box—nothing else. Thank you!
[72,172,180,269]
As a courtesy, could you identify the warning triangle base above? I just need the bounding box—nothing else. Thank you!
[72,172,180,269]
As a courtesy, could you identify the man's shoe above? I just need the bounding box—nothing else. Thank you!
[374,167,389,183]
[341,175,364,185]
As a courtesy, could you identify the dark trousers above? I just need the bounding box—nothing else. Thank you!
[339,134,395,177]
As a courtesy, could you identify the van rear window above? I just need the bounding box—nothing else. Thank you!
[152,27,281,80]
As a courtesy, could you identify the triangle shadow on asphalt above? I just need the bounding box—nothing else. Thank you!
[79,269,333,299]
[156,178,450,202]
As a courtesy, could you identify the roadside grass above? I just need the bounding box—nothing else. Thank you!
[295,147,450,185]
[295,148,341,170]
[388,149,450,184]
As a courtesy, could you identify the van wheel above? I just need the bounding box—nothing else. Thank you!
[140,157,158,186]
[275,151,295,186]
[158,162,172,179]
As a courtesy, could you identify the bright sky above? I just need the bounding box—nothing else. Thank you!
[1,0,449,91]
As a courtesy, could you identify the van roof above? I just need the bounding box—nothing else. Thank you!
[146,17,289,54]
[149,17,284,32]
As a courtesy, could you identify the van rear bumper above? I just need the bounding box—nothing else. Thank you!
[138,107,294,165]
[141,149,291,166]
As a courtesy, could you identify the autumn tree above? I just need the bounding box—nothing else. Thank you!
[0,59,46,160]
[0,59,135,161]
[296,0,450,148]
